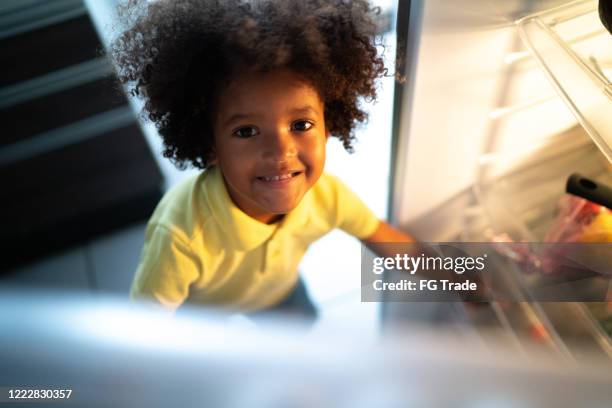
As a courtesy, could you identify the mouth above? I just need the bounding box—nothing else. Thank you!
[256,171,303,184]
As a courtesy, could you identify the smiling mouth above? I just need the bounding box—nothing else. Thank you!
[256,171,302,182]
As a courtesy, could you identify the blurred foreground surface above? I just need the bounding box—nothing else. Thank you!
[1,291,611,408]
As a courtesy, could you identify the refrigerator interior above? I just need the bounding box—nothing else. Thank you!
[386,0,612,360]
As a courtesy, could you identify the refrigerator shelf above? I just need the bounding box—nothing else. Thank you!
[517,0,612,163]
[468,143,612,359]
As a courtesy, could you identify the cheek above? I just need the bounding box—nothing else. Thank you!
[216,138,251,165]
[302,136,327,176]
[310,135,327,163]
[215,144,252,180]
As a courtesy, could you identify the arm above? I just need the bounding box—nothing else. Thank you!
[361,220,416,257]
[131,224,200,313]
[362,220,487,302]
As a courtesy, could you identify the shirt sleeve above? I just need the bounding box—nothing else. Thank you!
[331,175,380,239]
[130,223,201,312]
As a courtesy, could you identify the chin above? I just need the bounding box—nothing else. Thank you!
[267,204,297,214]
[264,200,300,215]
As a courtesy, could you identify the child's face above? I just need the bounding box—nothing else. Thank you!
[212,69,328,224]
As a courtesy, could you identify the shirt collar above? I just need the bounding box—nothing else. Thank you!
[202,166,310,251]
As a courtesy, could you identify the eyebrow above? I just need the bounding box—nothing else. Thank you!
[222,105,320,128]
[289,106,319,116]
[223,113,258,128]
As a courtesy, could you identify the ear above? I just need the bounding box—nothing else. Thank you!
[207,147,218,166]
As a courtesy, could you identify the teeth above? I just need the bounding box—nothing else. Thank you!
[261,173,295,182]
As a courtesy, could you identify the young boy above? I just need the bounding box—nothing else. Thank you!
[110,0,413,313]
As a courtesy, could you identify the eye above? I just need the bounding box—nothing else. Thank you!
[291,120,314,132]
[232,126,259,138]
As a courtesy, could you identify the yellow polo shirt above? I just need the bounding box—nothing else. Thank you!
[130,166,380,312]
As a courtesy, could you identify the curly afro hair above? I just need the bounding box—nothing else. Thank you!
[110,0,388,170]
[601,0,612,35]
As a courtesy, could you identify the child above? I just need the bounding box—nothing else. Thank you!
[110,0,414,314]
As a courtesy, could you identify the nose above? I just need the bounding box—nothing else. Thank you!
[263,128,297,162]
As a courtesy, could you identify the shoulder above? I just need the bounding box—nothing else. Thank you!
[310,171,379,237]
[309,172,345,202]
[309,172,361,207]
[148,171,213,242]
[305,172,361,223]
